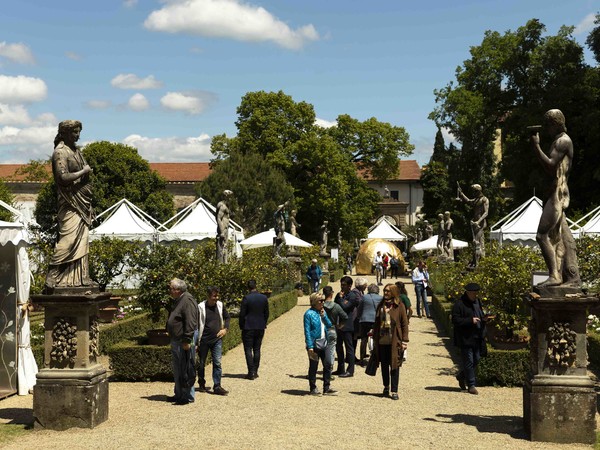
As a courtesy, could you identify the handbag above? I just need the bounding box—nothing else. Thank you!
[314,337,327,351]
[365,353,378,376]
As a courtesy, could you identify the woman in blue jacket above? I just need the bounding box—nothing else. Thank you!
[304,293,334,396]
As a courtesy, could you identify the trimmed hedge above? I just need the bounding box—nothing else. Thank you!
[588,331,600,369]
[431,292,528,387]
[108,290,298,381]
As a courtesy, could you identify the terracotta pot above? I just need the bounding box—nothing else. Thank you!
[147,329,170,346]
[97,307,119,323]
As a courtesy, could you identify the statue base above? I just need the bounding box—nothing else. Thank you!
[522,292,599,444]
[31,292,112,430]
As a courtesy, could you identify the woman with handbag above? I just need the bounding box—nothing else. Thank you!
[370,284,409,400]
[304,293,335,396]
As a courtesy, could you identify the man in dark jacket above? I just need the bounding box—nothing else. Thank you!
[239,279,270,380]
[334,276,359,377]
[452,282,487,395]
[166,278,199,405]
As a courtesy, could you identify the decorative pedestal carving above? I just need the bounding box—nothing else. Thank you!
[523,292,599,444]
[32,293,112,430]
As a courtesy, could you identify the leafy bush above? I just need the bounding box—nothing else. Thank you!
[576,235,600,292]
[476,347,529,386]
[89,237,144,291]
[132,241,297,321]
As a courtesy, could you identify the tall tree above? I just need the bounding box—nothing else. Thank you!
[197,149,294,235]
[0,178,15,222]
[586,13,600,64]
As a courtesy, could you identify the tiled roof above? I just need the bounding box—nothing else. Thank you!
[0,160,420,183]
[358,160,421,181]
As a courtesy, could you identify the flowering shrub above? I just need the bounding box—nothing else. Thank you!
[576,235,600,292]
[588,315,600,334]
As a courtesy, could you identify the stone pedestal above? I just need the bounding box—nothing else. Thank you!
[31,292,111,430]
[523,292,599,444]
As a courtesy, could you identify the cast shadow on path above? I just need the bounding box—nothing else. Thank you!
[0,407,33,426]
[349,390,385,398]
[280,389,308,396]
[424,413,526,440]
[424,386,462,393]
[222,373,251,379]
[141,394,169,402]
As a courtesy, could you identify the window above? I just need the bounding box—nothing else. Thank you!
[390,190,399,200]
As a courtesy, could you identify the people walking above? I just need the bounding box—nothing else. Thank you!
[322,286,348,381]
[166,278,199,405]
[334,276,359,377]
[370,283,409,400]
[239,279,270,380]
[306,259,323,293]
[452,283,488,395]
[373,251,384,285]
[304,293,335,396]
[357,283,382,363]
[198,286,230,396]
[411,260,431,318]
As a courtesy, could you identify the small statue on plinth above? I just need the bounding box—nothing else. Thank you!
[457,183,489,268]
[443,211,454,260]
[289,209,300,237]
[216,190,232,264]
[436,213,445,256]
[530,109,580,289]
[274,201,289,256]
[424,220,433,239]
[45,120,98,294]
[320,220,328,255]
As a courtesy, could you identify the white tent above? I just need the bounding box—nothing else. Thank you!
[571,205,600,237]
[0,201,35,396]
[90,199,162,242]
[490,196,543,246]
[240,228,312,250]
[158,198,244,258]
[410,235,468,252]
[367,217,407,241]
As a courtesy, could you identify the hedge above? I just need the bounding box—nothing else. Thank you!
[588,331,600,369]
[431,292,528,387]
[107,290,298,381]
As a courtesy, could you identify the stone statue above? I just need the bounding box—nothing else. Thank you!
[216,190,232,264]
[436,213,445,256]
[458,183,489,268]
[45,120,97,292]
[443,211,454,260]
[337,228,342,247]
[383,185,390,199]
[274,201,288,255]
[424,220,433,239]
[289,209,300,237]
[320,221,328,254]
[530,109,580,288]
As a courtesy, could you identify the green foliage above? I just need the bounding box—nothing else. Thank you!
[588,331,600,370]
[0,178,15,222]
[421,161,450,220]
[14,159,51,182]
[576,235,600,292]
[89,237,144,291]
[35,141,174,234]
[476,347,529,386]
[108,291,297,381]
[197,149,294,235]
[328,114,414,180]
[586,14,600,64]
[133,241,297,321]
[430,242,544,334]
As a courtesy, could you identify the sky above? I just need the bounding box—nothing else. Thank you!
[0,0,597,167]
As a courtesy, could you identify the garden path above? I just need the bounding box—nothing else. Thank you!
[0,275,593,449]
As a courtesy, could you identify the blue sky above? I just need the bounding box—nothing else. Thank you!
[0,0,597,166]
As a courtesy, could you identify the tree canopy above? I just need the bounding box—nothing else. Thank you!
[0,178,15,222]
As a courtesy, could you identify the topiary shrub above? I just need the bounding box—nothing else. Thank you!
[477,347,529,386]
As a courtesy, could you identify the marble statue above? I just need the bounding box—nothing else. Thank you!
[289,209,300,237]
[216,190,232,264]
[424,220,433,239]
[45,120,97,292]
[443,211,454,260]
[530,109,580,288]
[320,220,328,254]
[436,213,445,256]
[274,201,289,255]
[458,183,489,268]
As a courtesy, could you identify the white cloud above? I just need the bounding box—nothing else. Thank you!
[574,13,597,35]
[123,0,138,8]
[65,51,83,61]
[0,41,35,64]
[111,73,163,90]
[440,127,457,145]
[128,93,150,111]
[0,75,47,103]
[144,0,319,50]
[0,124,56,162]
[160,91,216,115]
[122,133,212,161]
[0,104,31,125]
[85,100,112,109]
[315,117,336,128]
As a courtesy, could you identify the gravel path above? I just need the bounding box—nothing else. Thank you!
[0,275,595,449]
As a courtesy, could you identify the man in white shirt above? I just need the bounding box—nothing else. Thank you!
[411,261,431,318]
[373,251,384,286]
